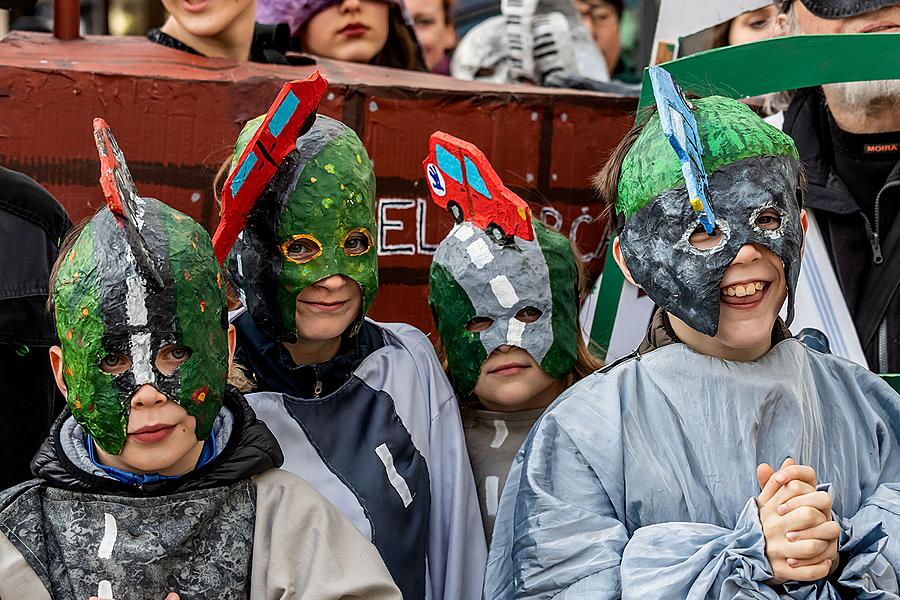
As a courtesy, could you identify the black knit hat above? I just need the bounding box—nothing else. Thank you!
[780,0,898,18]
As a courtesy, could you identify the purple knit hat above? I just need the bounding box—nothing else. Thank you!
[258,0,412,36]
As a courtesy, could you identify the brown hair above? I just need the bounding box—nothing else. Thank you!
[370,6,428,71]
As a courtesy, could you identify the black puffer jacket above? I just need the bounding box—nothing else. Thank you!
[783,88,900,373]
[30,386,283,496]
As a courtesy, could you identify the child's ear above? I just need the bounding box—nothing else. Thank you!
[799,209,809,259]
[611,237,639,287]
[226,324,237,369]
[48,346,68,398]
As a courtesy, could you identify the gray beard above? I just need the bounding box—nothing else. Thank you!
[823,79,900,113]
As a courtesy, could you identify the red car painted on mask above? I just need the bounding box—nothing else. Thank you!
[423,131,534,243]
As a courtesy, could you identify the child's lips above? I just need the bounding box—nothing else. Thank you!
[489,363,529,376]
[302,299,349,312]
[129,424,176,444]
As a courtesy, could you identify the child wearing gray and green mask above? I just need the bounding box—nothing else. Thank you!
[484,86,900,598]
[224,103,486,599]
[0,121,400,600]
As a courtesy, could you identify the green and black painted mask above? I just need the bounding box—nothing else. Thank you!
[52,124,228,455]
[227,115,378,342]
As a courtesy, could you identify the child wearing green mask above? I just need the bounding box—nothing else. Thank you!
[484,73,900,598]
[0,121,400,600]
[221,80,486,600]
[425,133,602,544]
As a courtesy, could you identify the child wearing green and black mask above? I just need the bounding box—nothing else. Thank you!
[484,74,900,598]
[0,121,400,600]
[221,84,485,600]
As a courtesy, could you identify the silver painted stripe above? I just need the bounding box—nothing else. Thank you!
[98,512,117,559]
[485,475,500,517]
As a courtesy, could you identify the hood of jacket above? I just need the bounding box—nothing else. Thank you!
[31,386,283,496]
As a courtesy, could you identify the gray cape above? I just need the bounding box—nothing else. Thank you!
[485,338,900,598]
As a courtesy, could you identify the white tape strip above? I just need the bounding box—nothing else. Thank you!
[485,476,500,517]
[97,580,113,600]
[98,512,117,559]
[375,443,413,508]
[507,318,526,347]
[489,275,519,309]
[453,223,474,241]
[130,331,155,385]
[466,238,494,269]
[490,420,509,448]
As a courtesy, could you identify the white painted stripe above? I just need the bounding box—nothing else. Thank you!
[490,420,509,448]
[375,443,413,508]
[507,318,526,347]
[130,331,155,385]
[466,238,494,269]
[98,512,117,559]
[125,274,149,326]
[489,275,519,309]
[97,580,113,599]
[236,252,244,277]
[485,476,500,516]
[453,223,474,241]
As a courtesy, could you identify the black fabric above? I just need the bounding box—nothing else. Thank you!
[233,311,386,398]
[30,387,283,496]
[147,22,291,64]
[0,166,70,490]
[783,88,900,372]
[282,377,430,600]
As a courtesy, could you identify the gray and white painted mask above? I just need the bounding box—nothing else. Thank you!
[429,220,578,397]
[619,155,803,337]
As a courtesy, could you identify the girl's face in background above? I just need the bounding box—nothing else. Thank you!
[161,0,256,39]
[301,0,391,63]
[473,346,564,413]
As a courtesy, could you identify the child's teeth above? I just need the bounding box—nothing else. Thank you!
[722,282,765,297]
[755,282,764,290]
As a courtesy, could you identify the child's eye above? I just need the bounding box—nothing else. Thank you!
[466,316,494,333]
[343,230,372,256]
[281,235,323,264]
[688,225,724,250]
[99,353,131,375]
[515,307,543,323]
[156,345,193,376]
[755,210,782,231]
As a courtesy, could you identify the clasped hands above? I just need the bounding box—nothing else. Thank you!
[756,458,841,584]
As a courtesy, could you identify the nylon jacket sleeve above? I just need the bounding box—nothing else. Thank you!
[250,469,402,600]
[413,336,488,600]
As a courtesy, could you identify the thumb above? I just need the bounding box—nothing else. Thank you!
[780,457,796,470]
[165,594,180,600]
[757,463,775,490]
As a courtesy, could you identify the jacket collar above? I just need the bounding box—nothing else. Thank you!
[31,387,283,496]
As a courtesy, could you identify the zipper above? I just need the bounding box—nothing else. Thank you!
[313,366,323,398]
[871,179,900,370]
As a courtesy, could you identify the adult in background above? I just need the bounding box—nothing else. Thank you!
[407,0,457,73]
[779,0,900,373]
[0,166,70,489]
[148,0,291,64]
[256,0,427,70]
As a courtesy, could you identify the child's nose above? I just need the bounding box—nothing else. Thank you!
[731,243,763,265]
[130,384,168,409]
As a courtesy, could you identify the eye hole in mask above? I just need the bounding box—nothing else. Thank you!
[676,217,732,255]
[97,344,193,378]
[750,206,787,239]
[343,228,373,257]
[466,316,494,333]
[515,306,543,323]
[280,234,323,264]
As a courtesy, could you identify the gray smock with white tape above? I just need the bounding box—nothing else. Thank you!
[485,338,900,599]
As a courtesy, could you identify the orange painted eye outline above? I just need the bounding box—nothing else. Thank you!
[343,228,374,257]
[280,233,323,265]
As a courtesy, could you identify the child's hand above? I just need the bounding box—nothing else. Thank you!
[756,459,840,583]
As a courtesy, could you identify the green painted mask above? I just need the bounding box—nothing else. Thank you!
[53,199,228,455]
[227,115,378,342]
[429,220,579,397]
